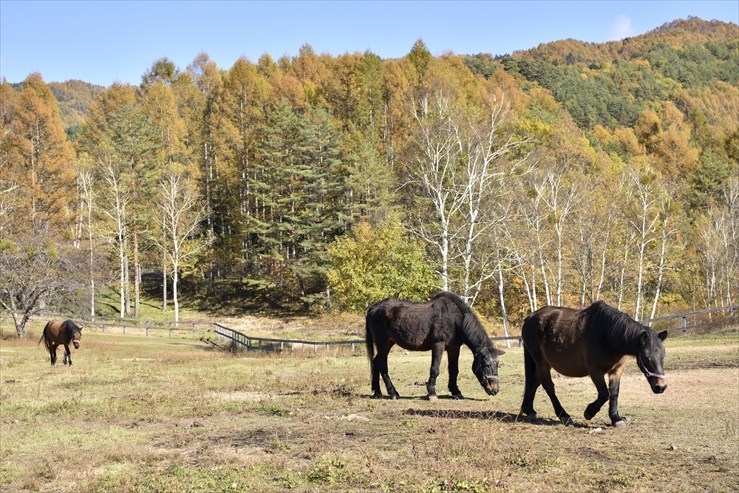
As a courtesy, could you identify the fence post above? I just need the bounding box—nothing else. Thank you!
[123,320,126,335]
[145,320,149,337]
[682,316,687,335]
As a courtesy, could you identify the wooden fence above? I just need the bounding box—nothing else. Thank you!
[0,311,212,339]
[3,304,736,355]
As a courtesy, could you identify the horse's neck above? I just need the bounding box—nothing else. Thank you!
[606,325,641,356]
[460,318,488,352]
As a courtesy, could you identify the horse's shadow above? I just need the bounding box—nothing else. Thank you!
[401,407,591,428]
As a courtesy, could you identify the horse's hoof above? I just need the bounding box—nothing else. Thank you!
[612,419,626,428]
[584,410,594,420]
[391,394,399,400]
[452,393,464,400]
[370,393,382,399]
[561,415,573,426]
[427,395,438,401]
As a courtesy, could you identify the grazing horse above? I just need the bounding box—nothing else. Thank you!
[519,301,667,427]
[38,320,82,366]
[365,291,505,400]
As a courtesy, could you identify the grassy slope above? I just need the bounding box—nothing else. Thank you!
[0,328,737,493]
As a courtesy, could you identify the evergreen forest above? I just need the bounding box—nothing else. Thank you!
[1,17,737,337]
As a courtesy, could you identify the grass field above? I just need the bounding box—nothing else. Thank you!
[0,323,737,493]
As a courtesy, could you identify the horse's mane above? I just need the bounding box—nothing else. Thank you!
[583,301,645,348]
[64,320,81,344]
[433,291,493,352]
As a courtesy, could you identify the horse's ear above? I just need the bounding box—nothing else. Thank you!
[657,330,668,341]
[496,348,505,356]
[639,330,648,343]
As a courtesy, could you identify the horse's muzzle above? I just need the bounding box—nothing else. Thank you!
[73,341,80,349]
[485,378,499,396]
[652,383,667,394]
[649,378,667,394]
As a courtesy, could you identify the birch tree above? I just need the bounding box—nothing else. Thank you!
[406,90,463,291]
[157,170,207,323]
[77,157,97,319]
[625,166,661,320]
[535,165,579,306]
[455,96,531,304]
[648,191,679,320]
[101,158,130,318]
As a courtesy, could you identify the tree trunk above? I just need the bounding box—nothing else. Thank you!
[497,264,510,348]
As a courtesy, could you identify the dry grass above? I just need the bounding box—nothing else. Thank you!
[1,324,737,493]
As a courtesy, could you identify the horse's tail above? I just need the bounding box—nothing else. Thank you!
[38,322,51,352]
[364,309,375,364]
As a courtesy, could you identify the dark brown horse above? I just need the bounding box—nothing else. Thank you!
[38,320,82,366]
[365,291,504,400]
[519,301,667,427]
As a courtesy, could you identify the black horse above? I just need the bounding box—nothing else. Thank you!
[365,291,504,400]
[519,301,668,427]
[38,320,83,366]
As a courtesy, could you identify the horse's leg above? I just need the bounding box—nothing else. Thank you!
[607,365,627,427]
[374,342,399,399]
[50,344,58,366]
[64,344,72,366]
[446,345,463,399]
[370,351,382,399]
[584,370,609,421]
[519,345,541,419]
[426,342,445,401]
[539,364,572,425]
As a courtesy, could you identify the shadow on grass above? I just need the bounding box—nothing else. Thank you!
[402,407,591,427]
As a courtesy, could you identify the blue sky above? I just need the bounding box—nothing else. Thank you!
[1,1,737,86]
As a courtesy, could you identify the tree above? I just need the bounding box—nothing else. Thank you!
[156,168,207,323]
[5,74,75,235]
[110,106,162,317]
[0,238,82,337]
[327,219,436,312]
[624,165,661,320]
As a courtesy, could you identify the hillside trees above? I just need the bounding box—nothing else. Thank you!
[3,18,737,327]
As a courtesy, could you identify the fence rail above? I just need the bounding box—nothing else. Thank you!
[640,304,738,336]
[214,323,365,354]
[1,311,213,339]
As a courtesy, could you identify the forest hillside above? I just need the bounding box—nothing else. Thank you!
[1,17,736,337]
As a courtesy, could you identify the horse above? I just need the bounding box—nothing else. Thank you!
[38,320,83,366]
[365,291,505,400]
[519,301,668,427]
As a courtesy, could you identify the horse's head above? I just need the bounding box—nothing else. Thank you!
[67,321,82,349]
[636,329,668,393]
[472,345,505,396]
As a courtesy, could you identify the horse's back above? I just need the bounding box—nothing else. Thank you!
[367,296,461,351]
[43,320,65,343]
[522,306,589,377]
